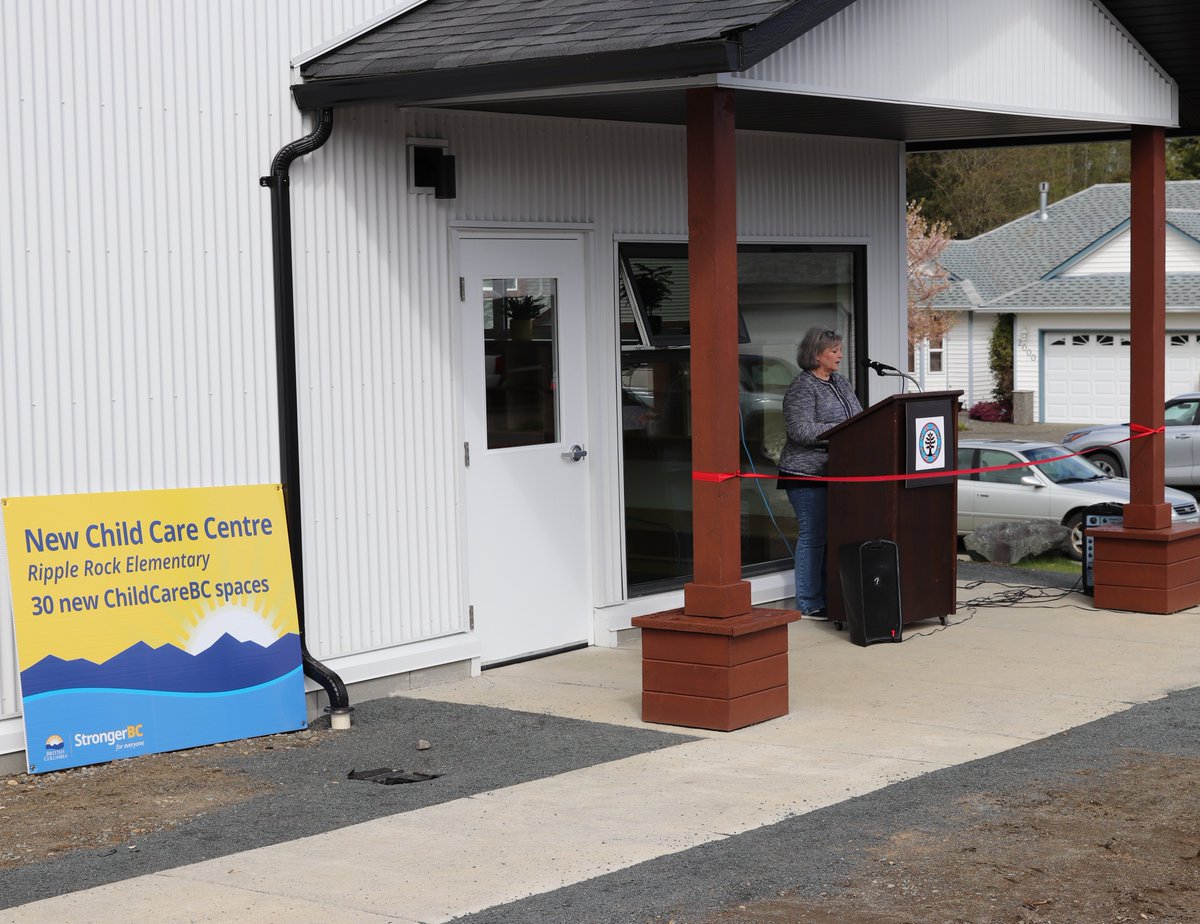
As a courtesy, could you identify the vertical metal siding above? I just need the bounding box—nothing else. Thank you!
[0,0,405,721]
[741,0,1175,126]
[386,111,902,607]
[290,106,468,657]
[2,3,904,723]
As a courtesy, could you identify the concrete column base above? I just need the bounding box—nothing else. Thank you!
[631,608,800,731]
[1091,522,1200,613]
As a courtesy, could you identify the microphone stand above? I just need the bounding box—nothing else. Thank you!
[867,363,924,393]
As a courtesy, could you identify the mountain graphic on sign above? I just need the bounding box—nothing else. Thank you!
[19,633,301,698]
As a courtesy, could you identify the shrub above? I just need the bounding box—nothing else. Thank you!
[969,400,1012,422]
[989,313,1014,404]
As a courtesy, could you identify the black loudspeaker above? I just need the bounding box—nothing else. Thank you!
[837,540,903,646]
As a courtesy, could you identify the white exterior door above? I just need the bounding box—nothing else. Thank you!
[459,235,592,665]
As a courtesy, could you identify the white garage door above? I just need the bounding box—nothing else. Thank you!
[1043,332,1200,423]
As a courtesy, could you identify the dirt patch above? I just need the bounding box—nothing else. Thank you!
[707,749,1200,924]
[0,728,326,870]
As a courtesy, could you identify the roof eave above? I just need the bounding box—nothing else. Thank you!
[292,40,742,111]
[737,0,858,65]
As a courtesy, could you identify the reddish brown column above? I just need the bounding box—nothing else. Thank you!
[632,87,798,731]
[1091,125,1200,613]
[682,86,751,619]
[1124,125,1170,530]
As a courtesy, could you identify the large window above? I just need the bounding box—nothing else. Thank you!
[619,243,867,594]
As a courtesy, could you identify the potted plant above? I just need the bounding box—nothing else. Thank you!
[502,295,546,340]
[632,263,672,335]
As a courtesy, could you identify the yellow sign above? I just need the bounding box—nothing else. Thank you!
[3,484,305,773]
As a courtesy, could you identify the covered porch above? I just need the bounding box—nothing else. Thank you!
[277,0,1200,726]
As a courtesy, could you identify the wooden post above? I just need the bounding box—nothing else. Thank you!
[1090,125,1200,614]
[1124,125,1170,530]
[631,87,799,731]
[682,86,751,619]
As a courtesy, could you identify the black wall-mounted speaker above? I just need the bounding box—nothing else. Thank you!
[838,540,903,647]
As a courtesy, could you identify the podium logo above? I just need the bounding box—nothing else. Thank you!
[918,421,943,465]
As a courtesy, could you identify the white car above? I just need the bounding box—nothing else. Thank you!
[1061,394,1200,483]
[957,439,1200,560]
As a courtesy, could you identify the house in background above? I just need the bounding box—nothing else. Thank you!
[924,181,1200,423]
[3,0,1199,764]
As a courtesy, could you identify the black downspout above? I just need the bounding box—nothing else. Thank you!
[260,108,351,726]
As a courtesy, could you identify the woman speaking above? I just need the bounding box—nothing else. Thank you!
[777,327,862,619]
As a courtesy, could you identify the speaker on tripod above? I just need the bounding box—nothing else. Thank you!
[837,540,903,646]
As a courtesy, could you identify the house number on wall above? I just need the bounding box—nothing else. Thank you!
[1017,327,1037,362]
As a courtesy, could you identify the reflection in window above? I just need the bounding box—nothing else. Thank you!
[977,450,1026,485]
[619,244,864,593]
[482,277,558,449]
[1165,401,1199,427]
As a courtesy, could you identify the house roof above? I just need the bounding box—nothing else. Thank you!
[296,0,850,109]
[935,181,1200,312]
[293,0,1200,142]
[301,0,799,79]
[985,276,1200,311]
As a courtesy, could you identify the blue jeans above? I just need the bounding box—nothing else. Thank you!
[785,484,828,614]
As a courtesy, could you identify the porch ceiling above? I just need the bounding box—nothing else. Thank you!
[425,86,1132,146]
[294,0,1200,143]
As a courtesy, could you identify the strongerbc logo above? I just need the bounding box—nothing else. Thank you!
[74,724,145,749]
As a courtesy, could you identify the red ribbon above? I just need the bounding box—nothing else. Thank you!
[693,423,1166,484]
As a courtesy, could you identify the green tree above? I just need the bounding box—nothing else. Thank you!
[989,314,1014,404]
[908,142,1130,238]
[909,138,1200,240]
[1168,137,1200,180]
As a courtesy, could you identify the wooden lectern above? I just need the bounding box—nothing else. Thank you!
[821,391,962,628]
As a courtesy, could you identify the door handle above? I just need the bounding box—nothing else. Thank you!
[1173,434,1191,440]
[562,444,588,462]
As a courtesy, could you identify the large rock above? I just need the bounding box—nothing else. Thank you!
[963,520,1070,565]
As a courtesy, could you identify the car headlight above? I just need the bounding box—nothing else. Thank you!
[1062,432,1085,443]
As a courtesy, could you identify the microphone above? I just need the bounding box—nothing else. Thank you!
[861,358,898,375]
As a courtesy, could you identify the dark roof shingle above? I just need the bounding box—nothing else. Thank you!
[303,0,797,80]
[935,182,1200,311]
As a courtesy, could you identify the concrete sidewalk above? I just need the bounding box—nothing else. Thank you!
[11,572,1200,923]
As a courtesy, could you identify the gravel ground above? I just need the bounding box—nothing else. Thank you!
[0,698,692,910]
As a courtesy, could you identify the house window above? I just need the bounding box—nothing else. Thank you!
[618,243,867,594]
[928,337,944,373]
[906,338,942,373]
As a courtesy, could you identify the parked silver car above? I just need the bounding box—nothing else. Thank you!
[1061,394,1200,483]
[957,439,1200,560]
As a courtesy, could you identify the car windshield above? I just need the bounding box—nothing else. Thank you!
[1022,445,1109,484]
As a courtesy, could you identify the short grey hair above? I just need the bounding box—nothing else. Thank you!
[797,326,844,370]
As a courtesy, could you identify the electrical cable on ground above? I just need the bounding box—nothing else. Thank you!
[905,574,1088,639]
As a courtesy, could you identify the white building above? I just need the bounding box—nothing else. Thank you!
[1,0,1194,766]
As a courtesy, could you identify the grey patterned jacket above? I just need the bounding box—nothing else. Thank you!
[777,370,863,479]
